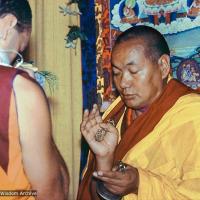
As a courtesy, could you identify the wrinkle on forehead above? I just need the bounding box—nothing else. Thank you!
[126,45,145,59]
[113,39,146,55]
[112,40,146,66]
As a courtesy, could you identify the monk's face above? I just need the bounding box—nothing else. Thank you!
[112,39,167,109]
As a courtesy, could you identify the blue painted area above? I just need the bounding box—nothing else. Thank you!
[187,0,193,7]
[170,12,177,22]
[80,0,97,110]
[118,1,139,19]
[110,0,121,13]
[148,15,155,24]
[80,0,97,178]
[165,27,200,57]
[110,0,122,30]
[166,27,200,88]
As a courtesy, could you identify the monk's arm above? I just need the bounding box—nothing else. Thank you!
[13,75,69,200]
[91,155,115,199]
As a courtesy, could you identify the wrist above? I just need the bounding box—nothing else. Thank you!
[96,155,114,171]
[96,180,122,200]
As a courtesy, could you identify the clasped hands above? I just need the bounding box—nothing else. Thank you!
[81,104,139,197]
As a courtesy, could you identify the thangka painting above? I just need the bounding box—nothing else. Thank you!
[96,0,200,112]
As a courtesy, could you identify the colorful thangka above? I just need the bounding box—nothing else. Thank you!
[97,0,200,111]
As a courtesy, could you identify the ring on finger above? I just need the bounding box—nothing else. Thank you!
[117,161,127,173]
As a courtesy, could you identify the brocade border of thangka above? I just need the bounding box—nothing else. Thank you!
[96,0,113,108]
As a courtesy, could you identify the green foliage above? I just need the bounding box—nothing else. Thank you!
[67,0,84,11]
[59,1,87,50]
[37,71,58,94]
[65,25,87,49]
[59,4,81,16]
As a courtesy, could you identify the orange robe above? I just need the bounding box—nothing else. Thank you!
[0,66,35,200]
[77,79,198,200]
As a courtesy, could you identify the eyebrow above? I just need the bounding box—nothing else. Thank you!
[111,63,118,68]
[111,61,135,68]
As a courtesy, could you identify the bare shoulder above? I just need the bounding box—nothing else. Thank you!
[12,74,51,142]
[12,75,69,199]
[13,74,47,104]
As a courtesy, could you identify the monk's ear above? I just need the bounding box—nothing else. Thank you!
[158,54,170,80]
[0,14,17,40]
[19,30,31,52]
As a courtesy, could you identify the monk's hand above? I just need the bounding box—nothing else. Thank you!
[93,164,139,196]
[81,104,119,170]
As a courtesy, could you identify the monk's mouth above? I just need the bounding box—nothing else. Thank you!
[122,94,136,100]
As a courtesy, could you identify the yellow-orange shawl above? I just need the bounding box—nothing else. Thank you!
[77,79,199,200]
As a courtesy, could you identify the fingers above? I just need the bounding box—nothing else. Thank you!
[93,164,134,185]
[94,170,126,195]
[88,106,97,126]
[103,184,123,195]
[80,109,89,133]
[82,109,89,123]
[80,104,103,139]
[94,104,102,124]
[100,122,117,133]
[93,171,124,186]
[94,170,123,180]
[82,104,102,128]
[112,165,118,172]
[81,110,87,130]
[81,109,95,141]
[94,165,139,196]
[89,104,102,125]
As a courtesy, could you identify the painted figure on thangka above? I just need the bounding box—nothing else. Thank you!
[96,0,200,113]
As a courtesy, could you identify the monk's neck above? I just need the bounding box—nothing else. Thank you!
[134,106,148,118]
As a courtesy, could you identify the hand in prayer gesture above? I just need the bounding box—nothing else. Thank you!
[81,104,119,171]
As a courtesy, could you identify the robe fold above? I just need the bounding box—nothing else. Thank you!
[77,79,200,200]
[0,66,35,200]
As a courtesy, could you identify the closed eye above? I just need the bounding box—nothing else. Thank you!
[130,71,138,74]
[127,64,140,75]
[113,70,121,75]
[112,67,121,76]
[129,69,139,74]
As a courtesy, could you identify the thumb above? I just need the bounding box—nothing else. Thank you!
[112,165,118,172]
